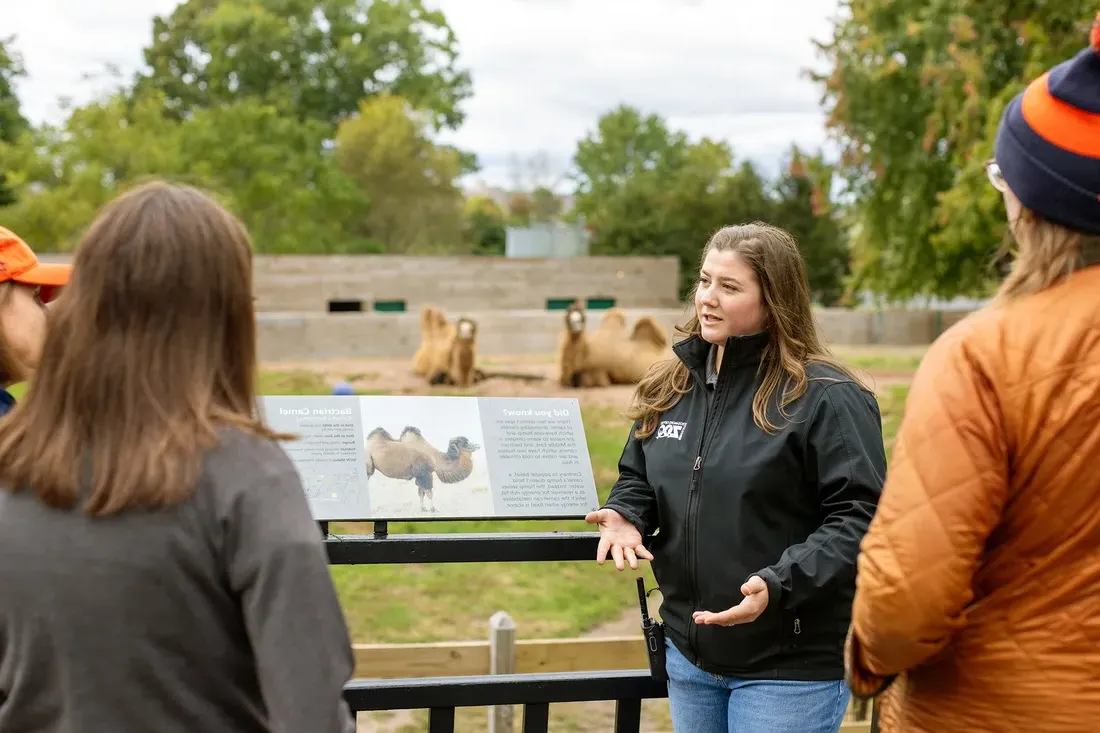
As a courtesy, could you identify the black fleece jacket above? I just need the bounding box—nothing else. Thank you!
[602,331,886,680]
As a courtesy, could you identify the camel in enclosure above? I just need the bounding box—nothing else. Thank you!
[556,301,596,387]
[364,426,480,513]
[429,316,479,387]
[556,301,672,388]
[411,304,452,377]
[415,307,544,387]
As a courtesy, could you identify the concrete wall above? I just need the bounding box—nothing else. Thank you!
[37,252,683,312]
[256,306,976,363]
[250,254,682,312]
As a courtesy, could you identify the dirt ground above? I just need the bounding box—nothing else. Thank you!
[264,351,912,409]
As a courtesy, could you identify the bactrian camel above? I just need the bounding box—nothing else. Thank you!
[412,304,453,378]
[556,301,591,387]
[413,305,543,387]
[556,301,672,387]
[429,316,479,387]
[364,426,481,513]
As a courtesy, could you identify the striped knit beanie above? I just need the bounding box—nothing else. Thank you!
[993,12,1100,235]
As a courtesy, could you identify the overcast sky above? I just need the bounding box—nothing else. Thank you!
[4,0,842,191]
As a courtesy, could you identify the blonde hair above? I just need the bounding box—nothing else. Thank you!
[625,222,867,438]
[994,204,1100,303]
[0,180,289,516]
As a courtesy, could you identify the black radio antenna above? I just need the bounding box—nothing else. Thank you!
[636,577,651,625]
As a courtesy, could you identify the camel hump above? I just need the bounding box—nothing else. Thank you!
[600,307,627,330]
[367,426,394,441]
[420,304,439,328]
[630,316,668,348]
[399,425,423,439]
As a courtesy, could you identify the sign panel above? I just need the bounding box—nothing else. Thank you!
[258,395,600,521]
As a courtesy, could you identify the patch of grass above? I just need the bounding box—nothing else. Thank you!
[878,383,911,457]
[833,346,927,372]
[258,369,332,395]
[331,557,654,645]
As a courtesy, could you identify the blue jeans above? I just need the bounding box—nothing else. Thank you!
[665,637,850,733]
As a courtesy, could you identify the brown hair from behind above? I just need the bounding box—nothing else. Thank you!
[625,222,868,438]
[994,203,1100,304]
[0,179,290,516]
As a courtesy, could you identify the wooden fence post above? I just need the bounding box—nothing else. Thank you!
[488,611,516,733]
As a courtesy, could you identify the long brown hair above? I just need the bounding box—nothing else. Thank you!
[994,202,1100,303]
[626,222,867,438]
[0,180,288,516]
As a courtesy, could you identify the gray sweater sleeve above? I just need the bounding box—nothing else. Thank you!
[221,453,356,733]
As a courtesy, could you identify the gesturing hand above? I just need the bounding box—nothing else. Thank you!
[692,575,769,626]
[584,508,654,571]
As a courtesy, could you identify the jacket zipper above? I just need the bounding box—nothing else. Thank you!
[685,377,722,661]
[685,443,705,658]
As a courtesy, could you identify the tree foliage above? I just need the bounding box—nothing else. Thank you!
[333,93,466,253]
[0,0,471,255]
[463,195,507,255]
[811,0,1099,300]
[572,105,850,302]
[136,0,472,132]
[0,90,371,252]
[0,36,28,207]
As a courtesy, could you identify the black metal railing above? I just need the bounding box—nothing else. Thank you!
[323,521,670,732]
[344,670,667,733]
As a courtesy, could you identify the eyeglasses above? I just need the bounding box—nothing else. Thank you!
[984,159,1008,192]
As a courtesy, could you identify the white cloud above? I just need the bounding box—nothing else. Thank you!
[4,0,841,189]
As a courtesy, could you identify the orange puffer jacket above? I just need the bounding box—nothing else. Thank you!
[845,265,1100,732]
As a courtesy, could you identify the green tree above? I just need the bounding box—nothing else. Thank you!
[772,146,850,306]
[0,89,366,253]
[178,98,371,253]
[0,91,182,249]
[572,104,689,207]
[572,105,777,297]
[463,195,507,255]
[529,186,562,222]
[0,36,29,207]
[136,0,472,132]
[333,92,466,253]
[506,192,534,227]
[811,1,1099,300]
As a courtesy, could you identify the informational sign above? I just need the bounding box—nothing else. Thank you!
[257,395,600,522]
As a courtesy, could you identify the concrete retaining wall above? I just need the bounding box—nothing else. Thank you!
[250,254,681,312]
[257,306,976,363]
[41,253,683,313]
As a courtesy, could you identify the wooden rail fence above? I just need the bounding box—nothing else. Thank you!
[352,612,875,732]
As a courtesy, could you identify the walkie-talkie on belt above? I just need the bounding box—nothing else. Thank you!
[636,577,667,682]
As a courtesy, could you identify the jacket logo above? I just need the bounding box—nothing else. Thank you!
[655,420,686,440]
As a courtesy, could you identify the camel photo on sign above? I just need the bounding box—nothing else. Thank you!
[360,395,491,518]
[257,394,600,522]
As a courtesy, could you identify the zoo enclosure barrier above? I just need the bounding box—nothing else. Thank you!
[322,523,876,732]
[323,522,669,733]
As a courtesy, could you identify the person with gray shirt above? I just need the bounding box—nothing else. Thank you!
[0,180,356,733]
